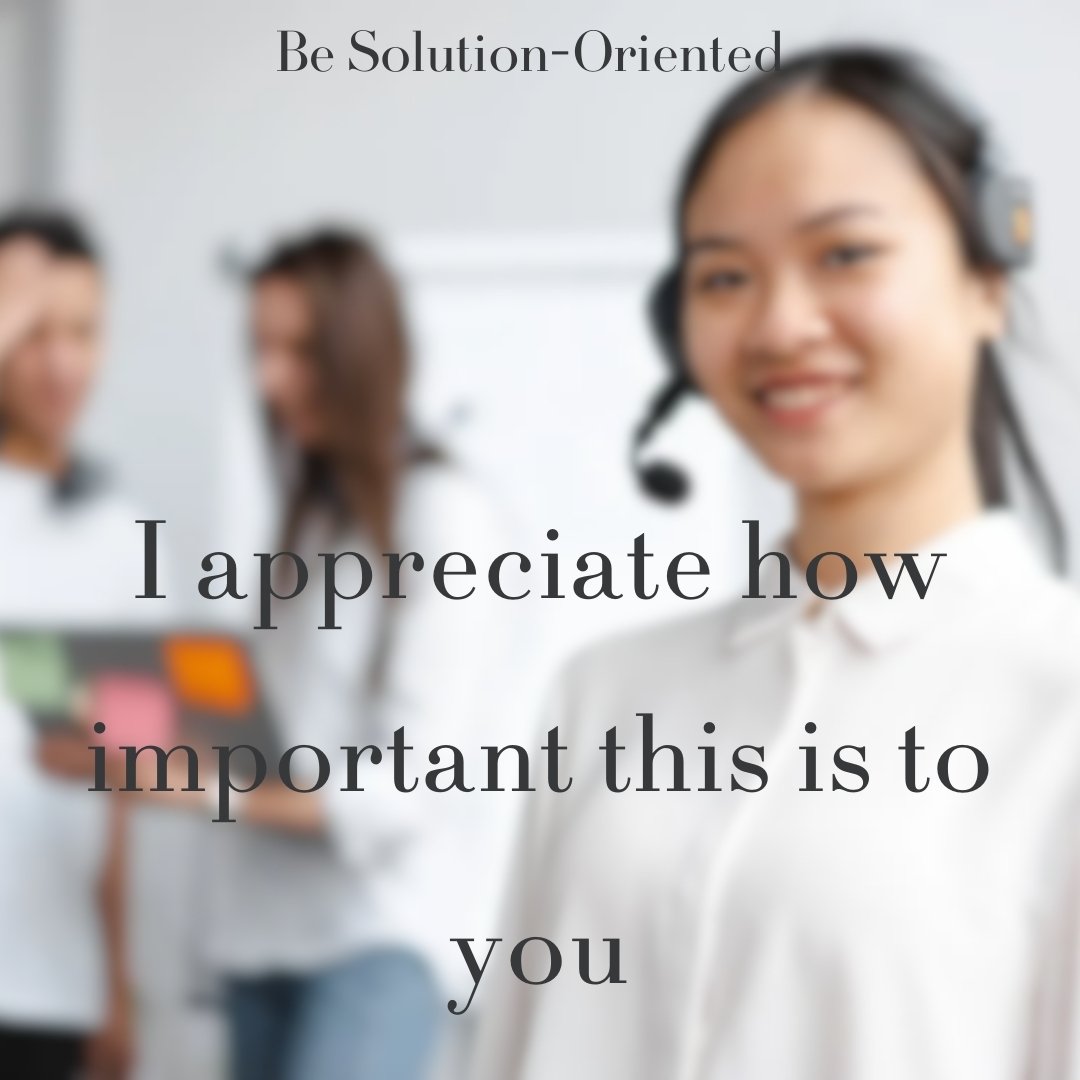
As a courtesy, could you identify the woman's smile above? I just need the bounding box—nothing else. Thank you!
[750,369,860,430]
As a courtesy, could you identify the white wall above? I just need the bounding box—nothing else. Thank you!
[0,5,26,203]
[0,0,57,203]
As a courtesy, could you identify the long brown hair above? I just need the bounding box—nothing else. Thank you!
[253,229,411,552]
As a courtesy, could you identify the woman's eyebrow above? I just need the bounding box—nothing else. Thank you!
[682,235,742,257]
[683,204,884,256]
[797,203,882,231]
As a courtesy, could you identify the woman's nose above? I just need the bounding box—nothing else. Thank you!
[742,271,831,360]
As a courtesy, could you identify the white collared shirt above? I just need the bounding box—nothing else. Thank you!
[470,508,1080,1080]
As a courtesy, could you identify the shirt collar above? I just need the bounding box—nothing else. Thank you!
[725,508,1048,654]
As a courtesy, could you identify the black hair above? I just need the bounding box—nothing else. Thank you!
[0,208,105,505]
[674,45,1065,567]
[0,208,101,264]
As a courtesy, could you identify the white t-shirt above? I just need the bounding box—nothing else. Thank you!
[470,508,1080,1080]
[206,462,525,997]
[0,459,148,1030]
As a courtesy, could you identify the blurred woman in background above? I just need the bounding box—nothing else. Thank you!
[201,230,513,1080]
[471,47,1080,1080]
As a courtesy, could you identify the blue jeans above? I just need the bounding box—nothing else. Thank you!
[226,949,441,1080]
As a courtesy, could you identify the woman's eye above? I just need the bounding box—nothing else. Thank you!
[821,244,881,269]
[696,268,749,292]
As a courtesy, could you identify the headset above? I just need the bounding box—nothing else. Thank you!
[53,456,108,506]
[0,420,106,507]
[631,171,1036,503]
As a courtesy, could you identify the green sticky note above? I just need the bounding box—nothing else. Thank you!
[0,634,75,715]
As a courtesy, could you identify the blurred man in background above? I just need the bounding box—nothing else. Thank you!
[0,211,134,1079]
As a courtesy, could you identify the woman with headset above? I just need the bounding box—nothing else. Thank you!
[470,47,1080,1080]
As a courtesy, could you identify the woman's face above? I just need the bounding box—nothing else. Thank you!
[681,91,1006,496]
[251,275,328,451]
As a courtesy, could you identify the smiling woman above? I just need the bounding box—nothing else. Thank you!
[469,46,1080,1080]
[679,95,1008,505]
[636,48,1055,564]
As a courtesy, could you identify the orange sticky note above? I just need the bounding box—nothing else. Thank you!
[91,674,177,752]
[163,637,254,717]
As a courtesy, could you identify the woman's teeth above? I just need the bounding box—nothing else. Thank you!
[752,377,855,426]
[759,383,843,409]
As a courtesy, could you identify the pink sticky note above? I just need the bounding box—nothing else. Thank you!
[90,673,177,752]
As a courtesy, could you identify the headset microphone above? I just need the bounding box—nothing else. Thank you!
[632,377,691,502]
[633,265,691,502]
[632,269,693,503]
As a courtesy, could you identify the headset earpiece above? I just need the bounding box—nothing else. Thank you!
[975,172,1033,269]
